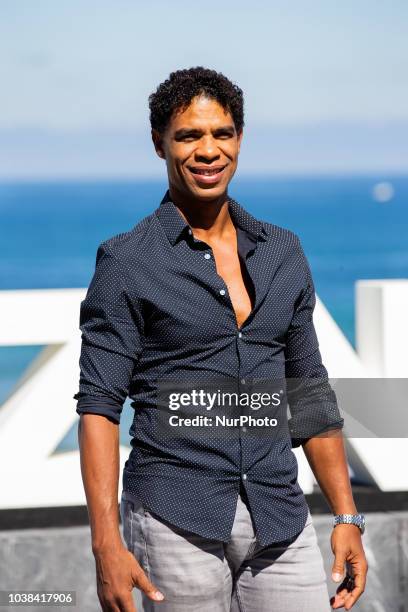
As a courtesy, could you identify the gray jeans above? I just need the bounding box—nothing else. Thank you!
[120,490,331,612]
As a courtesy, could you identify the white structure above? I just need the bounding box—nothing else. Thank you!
[0,281,407,509]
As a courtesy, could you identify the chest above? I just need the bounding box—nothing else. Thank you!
[139,235,298,349]
[210,239,255,330]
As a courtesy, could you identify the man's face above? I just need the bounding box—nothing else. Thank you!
[152,95,243,201]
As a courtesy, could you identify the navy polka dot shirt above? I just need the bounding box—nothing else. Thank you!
[74,189,344,546]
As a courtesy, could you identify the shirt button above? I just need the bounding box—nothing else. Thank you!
[219,289,226,295]
[241,426,247,433]
[204,253,211,259]
[188,228,192,235]
[241,378,246,384]
[238,331,242,338]
[242,473,247,480]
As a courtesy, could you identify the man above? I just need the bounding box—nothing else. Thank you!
[74,67,368,612]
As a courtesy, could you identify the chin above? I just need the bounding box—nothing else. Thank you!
[193,177,231,193]
[194,187,228,202]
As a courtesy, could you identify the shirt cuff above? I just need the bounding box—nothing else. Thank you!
[74,393,123,424]
[290,418,345,447]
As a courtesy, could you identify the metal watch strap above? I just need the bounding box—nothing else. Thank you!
[333,513,365,535]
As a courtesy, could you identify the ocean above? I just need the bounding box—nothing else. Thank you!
[1,175,407,449]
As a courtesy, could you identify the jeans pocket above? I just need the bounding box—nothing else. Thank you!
[305,507,313,527]
[125,502,151,577]
[297,511,318,548]
[120,499,134,552]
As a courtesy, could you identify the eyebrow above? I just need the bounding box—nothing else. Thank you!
[174,125,236,138]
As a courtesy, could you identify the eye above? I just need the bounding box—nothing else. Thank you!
[175,131,202,142]
[216,132,233,139]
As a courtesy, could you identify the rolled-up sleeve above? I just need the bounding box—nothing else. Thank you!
[285,237,344,447]
[73,241,144,423]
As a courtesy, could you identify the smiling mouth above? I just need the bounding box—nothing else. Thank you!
[188,165,227,176]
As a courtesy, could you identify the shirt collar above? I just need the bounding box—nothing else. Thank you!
[156,189,268,246]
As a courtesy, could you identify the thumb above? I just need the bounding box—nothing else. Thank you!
[332,551,346,583]
[135,568,165,602]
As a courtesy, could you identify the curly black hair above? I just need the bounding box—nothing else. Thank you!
[148,66,244,135]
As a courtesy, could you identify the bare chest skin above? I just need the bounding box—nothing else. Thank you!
[198,229,255,330]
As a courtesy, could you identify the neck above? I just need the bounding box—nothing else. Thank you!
[168,184,235,239]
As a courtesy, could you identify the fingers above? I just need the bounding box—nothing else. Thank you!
[342,559,368,610]
[330,575,354,609]
[98,591,135,612]
[331,550,346,583]
[331,556,368,610]
[117,592,137,612]
[132,563,164,603]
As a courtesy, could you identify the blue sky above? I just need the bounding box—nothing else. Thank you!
[1,0,407,178]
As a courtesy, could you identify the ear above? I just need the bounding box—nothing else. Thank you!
[151,129,165,159]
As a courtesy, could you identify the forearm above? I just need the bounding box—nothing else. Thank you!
[78,413,123,554]
[302,428,357,515]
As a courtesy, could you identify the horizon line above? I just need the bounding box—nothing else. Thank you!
[0,170,407,185]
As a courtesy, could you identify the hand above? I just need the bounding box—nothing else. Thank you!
[93,542,165,611]
[330,524,368,610]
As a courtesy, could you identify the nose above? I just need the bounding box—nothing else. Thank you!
[195,135,220,162]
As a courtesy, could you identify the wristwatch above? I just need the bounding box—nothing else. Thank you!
[333,513,365,535]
